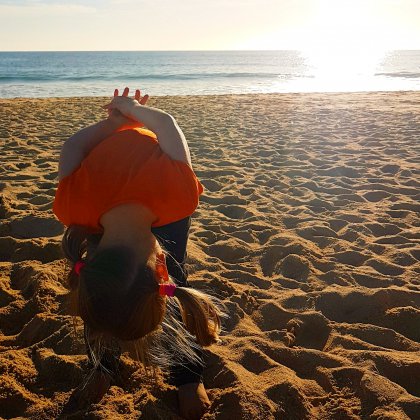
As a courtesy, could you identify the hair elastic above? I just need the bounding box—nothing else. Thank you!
[155,253,169,282]
[74,261,85,275]
[159,283,177,297]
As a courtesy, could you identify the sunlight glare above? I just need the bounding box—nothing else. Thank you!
[295,0,389,91]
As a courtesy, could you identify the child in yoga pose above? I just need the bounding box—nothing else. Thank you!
[53,87,222,420]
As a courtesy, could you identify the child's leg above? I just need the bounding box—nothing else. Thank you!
[152,217,210,418]
[152,217,205,386]
[65,323,119,410]
[152,217,191,285]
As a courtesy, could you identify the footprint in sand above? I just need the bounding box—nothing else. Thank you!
[0,236,63,263]
[206,239,250,264]
[204,351,240,389]
[275,254,311,282]
[254,301,331,350]
[265,380,313,419]
[214,204,253,220]
[29,195,52,205]
[335,324,418,352]
[363,191,391,203]
[364,258,405,276]
[380,164,400,174]
[10,215,63,239]
[200,178,221,192]
[238,348,278,374]
[333,250,370,267]
[315,287,419,341]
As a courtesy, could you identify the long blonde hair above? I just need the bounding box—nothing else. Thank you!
[62,225,223,369]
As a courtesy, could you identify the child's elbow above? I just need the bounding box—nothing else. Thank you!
[159,112,176,129]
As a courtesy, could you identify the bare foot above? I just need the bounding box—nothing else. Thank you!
[64,370,111,412]
[178,382,211,420]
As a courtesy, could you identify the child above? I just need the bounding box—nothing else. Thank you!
[53,87,222,420]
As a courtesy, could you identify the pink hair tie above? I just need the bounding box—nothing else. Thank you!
[159,283,176,297]
[74,261,85,275]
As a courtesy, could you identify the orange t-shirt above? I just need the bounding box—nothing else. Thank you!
[53,128,203,232]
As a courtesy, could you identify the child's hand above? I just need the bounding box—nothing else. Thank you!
[104,87,149,119]
[105,87,150,130]
[107,108,142,130]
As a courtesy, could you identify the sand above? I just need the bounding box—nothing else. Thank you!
[0,92,419,419]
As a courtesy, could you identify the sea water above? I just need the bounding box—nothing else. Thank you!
[0,50,419,98]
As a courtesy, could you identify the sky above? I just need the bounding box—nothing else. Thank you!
[0,0,419,51]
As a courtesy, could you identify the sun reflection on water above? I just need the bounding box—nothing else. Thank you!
[263,48,401,93]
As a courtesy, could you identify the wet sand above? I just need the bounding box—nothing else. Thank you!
[0,92,419,419]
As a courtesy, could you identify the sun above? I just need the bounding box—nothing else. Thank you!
[292,0,389,90]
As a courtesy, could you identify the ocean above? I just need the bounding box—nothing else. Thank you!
[0,50,419,98]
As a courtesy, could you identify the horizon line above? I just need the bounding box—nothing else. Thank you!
[1,48,419,53]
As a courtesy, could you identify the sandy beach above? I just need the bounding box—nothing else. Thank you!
[0,92,419,419]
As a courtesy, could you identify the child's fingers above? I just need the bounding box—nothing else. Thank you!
[114,89,119,97]
[134,89,141,101]
[122,87,129,97]
[140,94,149,105]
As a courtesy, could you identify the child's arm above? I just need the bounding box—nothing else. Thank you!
[106,90,192,167]
[58,90,149,181]
[58,119,118,181]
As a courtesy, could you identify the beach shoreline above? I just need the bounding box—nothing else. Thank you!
[2,89,419,99]
[1,91,419,418]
